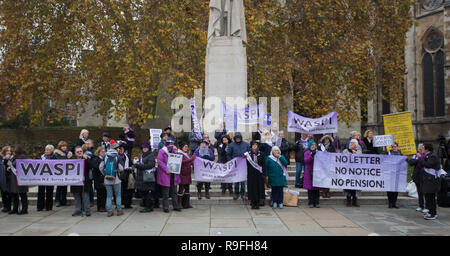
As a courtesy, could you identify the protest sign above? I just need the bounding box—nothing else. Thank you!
[287,111,338,134]
[313,151,408,192]
[199,146,210,157]
[16,159,85,186]
[149,129,162,150]
[373,135,394,147]
[221,102,263,130]
[193,157,247,183]
[167,153,183,174]
[383,112,416,155]
[190,98,203,140]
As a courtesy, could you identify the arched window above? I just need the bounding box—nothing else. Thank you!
[422,28,445,117]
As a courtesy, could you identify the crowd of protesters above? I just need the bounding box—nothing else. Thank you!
[0,122,447,221]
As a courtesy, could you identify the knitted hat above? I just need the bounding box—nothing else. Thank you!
[110,140,119,149]
[307,140,317,150]
[164,125,172,132]
[178,141,187,149]
[102,132,110,138]
[141,142,151,149]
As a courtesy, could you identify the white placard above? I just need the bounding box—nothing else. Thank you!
[167,153,183,174]
[373,135,394,147]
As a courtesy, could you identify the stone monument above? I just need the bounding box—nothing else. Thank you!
[204,0,248,135]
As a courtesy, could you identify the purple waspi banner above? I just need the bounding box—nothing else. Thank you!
[288,111,338,134]
[16,159,85,186]
[193,157,247,183]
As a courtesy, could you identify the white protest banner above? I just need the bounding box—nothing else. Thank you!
[313,151,408,192]
[167,153,183,174]
[221,102,264,130]
[287,111,338,134]
[193,157,247,183]
[149,129,162,150]
[190,98,203,140]
[373,135,394,147]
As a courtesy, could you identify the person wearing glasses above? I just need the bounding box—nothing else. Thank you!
[387,142,402,208]
[70,146,92,217]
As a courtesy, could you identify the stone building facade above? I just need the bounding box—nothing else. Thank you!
[363,0,450,146]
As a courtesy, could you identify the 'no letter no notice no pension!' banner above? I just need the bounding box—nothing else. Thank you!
[193,157,247,183]
[288,111,338,134]
[16,159,85,186]
[313,151,408,192]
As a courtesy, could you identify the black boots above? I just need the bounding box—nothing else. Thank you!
[205,188,210,199]
[182,194,192,209]
[352,196,360,207]
[197,188,202,200]
[346,196,352,207]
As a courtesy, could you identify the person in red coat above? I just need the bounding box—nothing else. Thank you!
[177,141,196,209]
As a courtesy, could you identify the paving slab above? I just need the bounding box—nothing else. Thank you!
[211,218,254,228]
[211,205,251,218]
[167,217,210,224]
[64,222,120,234]
[161,223,210,234]
[110,231,161,236]
[0,221,32,233]
[12,223,73,236]
[324,227,371,236]
[210,227,258,236]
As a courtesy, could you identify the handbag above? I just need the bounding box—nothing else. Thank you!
[127,173,136,189]
[143,167,156,183]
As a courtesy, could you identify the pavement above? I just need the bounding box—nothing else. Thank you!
[0,203,449,236]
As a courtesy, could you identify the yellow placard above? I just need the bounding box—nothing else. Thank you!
[383,112,416,155]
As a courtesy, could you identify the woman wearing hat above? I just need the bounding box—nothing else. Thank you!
[177,141,196,209]
[119,123,135,159]
[157,139,182,213]
[134,142,156,213]
[246,141,265,209]
[194,140,215,199]
[101,132,111,151]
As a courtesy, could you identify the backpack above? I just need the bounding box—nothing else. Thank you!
[104,155,118,181]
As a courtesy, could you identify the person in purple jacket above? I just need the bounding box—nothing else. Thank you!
[157,139,181,213]
[194,140,215,199]
[303,140,321,208]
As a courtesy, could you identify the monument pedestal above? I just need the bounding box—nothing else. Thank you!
[205,37,249,140]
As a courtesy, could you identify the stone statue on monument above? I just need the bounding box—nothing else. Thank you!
[207,0,247,45]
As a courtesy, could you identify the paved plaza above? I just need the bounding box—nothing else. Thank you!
[0,203,448,236]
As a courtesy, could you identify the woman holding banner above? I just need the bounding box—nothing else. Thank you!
[7,145,29,215]
[37,145,57,212]
[54,141,73,207]
[387,142,402,208]
[304,141,321,208]
[91,147,107,212]
[178,141,196,209]
[194,140,215,199]
[420,144,441,220]
[157,139,181,213]
[0,146,12,213]
[319,135,336,198]
[363,130,379,155]
[246,141,265,210]
[71,146,93,217]
[265,146,288,209]
[217,135,233,195]
[408,144,426,213]
[343,139,362,207]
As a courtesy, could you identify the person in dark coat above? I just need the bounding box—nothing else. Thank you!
[37,145,57,211]
[387,142,402,208]
[118,141,133,209]
[293,133,308,188]
[246,141,265,210]
[119,123,135,158]
[177,141,196,209]
[408,144,426,212]
[420,144,441,220]
[194,140,215,199]
[70,146,92,217]
[7,145,29,215]
[158,133,169,150]
[101,132,111,151]
[214,123,227,146]
[217,135,232,195]
[319,135,336,198]
[91,146,107,212]
[362,129,379,155]
[54,141,73,207]
[163,125,176,142]
[134,142,156,213]
[189,129,203,153]
[276,131,291,161]
[226,132,250,200]
[0,146,12,213]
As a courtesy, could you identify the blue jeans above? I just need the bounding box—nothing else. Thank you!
[106,183,122,212]
[234,181,246,197]
[295,162,304,186]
